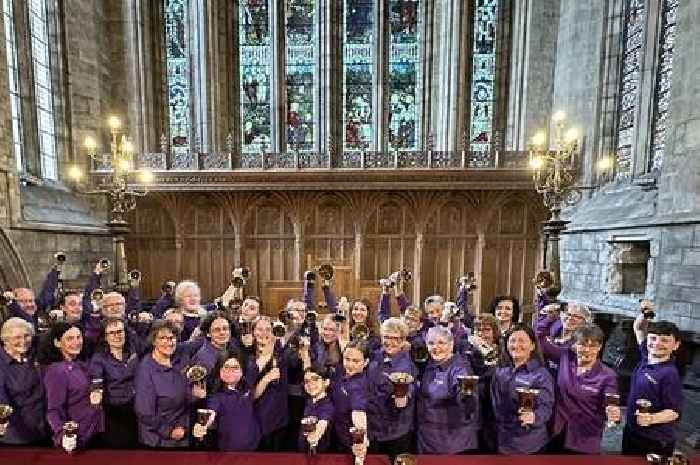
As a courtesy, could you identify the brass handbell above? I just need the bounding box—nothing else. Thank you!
[457,272,478,290]
[532,270,554,289]
[317,264,334,281]
[351,323,369,342]
[186,364,208,386]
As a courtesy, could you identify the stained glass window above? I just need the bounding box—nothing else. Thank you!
[30,0,56,180]
[3,0,22,173]
[240,0,272,153]
[342,0,374,151]
[616,0,645,178]
[649,0,678,172]
[388,0,420,151]
[164,0,191,155]
[469,0,498,153]
[285,0,317,152]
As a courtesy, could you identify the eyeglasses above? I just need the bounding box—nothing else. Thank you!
[222,364,241,372]
[304,376,322,384]
[106,329,125,337]
[157,335,177,342]
[382,335,403,342]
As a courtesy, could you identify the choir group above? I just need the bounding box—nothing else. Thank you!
[0,259,685,460]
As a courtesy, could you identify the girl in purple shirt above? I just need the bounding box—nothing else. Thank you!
[194,351,260,450]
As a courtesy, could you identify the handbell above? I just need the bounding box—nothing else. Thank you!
[532,270,553,288]
[457,272,478,290]
[317,264,334,281]
[54,251,67,263]
[91,288,104,302]
[272,320,287,338]
[351,323,369,342]
[0,404,13,422]
[186,364,208,384]
[129,269,141,281]
[99,258,111,270]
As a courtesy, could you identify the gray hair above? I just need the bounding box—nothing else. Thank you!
[381,317,408,339]
[425,325,453,345]
[424,295,444,309]
[174,280,201,306]
[567,302,592,323]
[1,317,35,342]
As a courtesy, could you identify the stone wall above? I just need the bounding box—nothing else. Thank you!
[553,0,700,337]
[0,0,115,292]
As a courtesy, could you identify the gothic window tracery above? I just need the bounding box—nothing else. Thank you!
[388,0,420,151]
[469,0,498,154]
[240,0,272,153]
[343,0,374,151]
[285,0,317,152]
[3,0,22,173]
[164,0,191,156]
[649,0,678,171]
[615,0,645,179]
[30,0,57,180]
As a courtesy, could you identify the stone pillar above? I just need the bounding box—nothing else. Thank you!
[293,221,304,279]
[505,0,560,150]
[353,223,363,297]
[413,228,424,305]
[473,230,485,314]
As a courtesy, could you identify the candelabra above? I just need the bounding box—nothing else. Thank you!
[69,116,152,293]
[528,111,581,298]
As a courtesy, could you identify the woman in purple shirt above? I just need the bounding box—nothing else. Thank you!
[417,325,478,454]
[41,322,104,451]
[247,316,289,451]
[89,317,142,449]
[538,323,619,453]
[491,323,554,454]
[194,351,261,450]
[0,317,48,445]
[134,320,205,448]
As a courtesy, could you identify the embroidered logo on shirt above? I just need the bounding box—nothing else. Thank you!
[644,373,658,385]
[581,385,598,394]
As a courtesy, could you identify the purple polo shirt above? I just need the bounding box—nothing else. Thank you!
[182,313,201,342]
[367,350,418,442]
[536,316,572,374]
[191,339,240,373]
[88,347,139,406]
[417,355,478,454]
[246,350,289,435]
[207,385,260,451]
[552,349,617,453]
[491,358,554,454]
[134,353,191,447]
[298,395,334,452]
[0,348,47,444]
[331,370,368,448]
[626,342,683,444]
[44,360,104,447]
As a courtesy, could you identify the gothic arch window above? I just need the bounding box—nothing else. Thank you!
[285,0,318,152]
[164,0,192,157]
[3,0,22,173]
[615,0,645,179]
[30,0,57,180]
[649,0,678,172]
[342,0,374,151]
[239,0,272,154]
[388,0,420,151]
[469,0,498,153]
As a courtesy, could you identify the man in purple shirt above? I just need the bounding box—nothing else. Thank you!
[539,323,618,453]
[0,318,47,445]
[623,310,683,457]
[8,265,60,327]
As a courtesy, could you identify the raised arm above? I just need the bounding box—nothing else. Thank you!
[35,268,60,313]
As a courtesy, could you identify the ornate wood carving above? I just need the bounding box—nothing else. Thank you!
[126,189,547,315]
